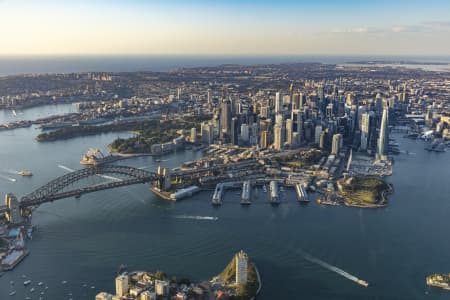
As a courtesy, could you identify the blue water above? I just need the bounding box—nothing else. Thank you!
[0,55,449,76]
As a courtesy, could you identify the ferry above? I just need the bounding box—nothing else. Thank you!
[426,273,450,290]
[316,199,339,206]
[17,171,32,176]
[357,280,369,287]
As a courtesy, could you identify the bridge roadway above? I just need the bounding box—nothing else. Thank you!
[17,165,160,208]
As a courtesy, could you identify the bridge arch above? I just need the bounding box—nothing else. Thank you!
[20,165,161,207]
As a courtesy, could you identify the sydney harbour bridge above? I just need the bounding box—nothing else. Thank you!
[0,165,167,220]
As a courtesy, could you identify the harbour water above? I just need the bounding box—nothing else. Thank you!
[1,105,450,299]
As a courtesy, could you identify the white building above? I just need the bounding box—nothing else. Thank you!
[155,280,169,296]
[236,250,248,284]
[115,275,129,297]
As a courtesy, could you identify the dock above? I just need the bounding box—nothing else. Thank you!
[241,180,252,205]
[295,183,309,203]
[269,181,280,205]
[212,183,224,205]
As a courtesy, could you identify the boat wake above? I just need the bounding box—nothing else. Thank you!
[4,169,19,175]
[0,174,16,182]
[299,250,368,287]
[97,174,122,182]
[58,164,75,172]
[174,215,218,221]
[58,164,121,181]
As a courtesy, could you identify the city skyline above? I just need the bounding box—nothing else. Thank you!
[1,0,450,56]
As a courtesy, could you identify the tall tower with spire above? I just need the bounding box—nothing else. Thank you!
[377,108,389,160]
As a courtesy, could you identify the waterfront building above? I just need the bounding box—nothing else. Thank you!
[5,193,21,225]
[236,250,248,285]
[155,280,169,296]
[331,133,342,155]
[377,108,389,160]
[96,292,114,300]
[115,275,129,297]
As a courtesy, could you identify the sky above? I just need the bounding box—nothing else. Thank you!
[0,0,449,56]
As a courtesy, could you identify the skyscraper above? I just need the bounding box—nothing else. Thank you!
[260,130,269,149]
[220,99,232,134]
[273,123,284,151]
[201,122,214,144]
[231,117,239,145]
[275,92,283,113]
[360,112,371,151]
[331,133,342,155]
[285,119,293,146]
[377,108,389,160]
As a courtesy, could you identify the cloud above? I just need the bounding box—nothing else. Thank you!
[331,21,450,35]
[331,27,382,34]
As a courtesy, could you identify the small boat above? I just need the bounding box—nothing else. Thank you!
[262,184,267,193]
[24,280,32,286]
[91,286,95,289]
[30,287,35,293]
[38,282,44,286]
[61,280,68,284]
[45,286,49,289]
[9,291,16,296]
[17,171,33,176]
